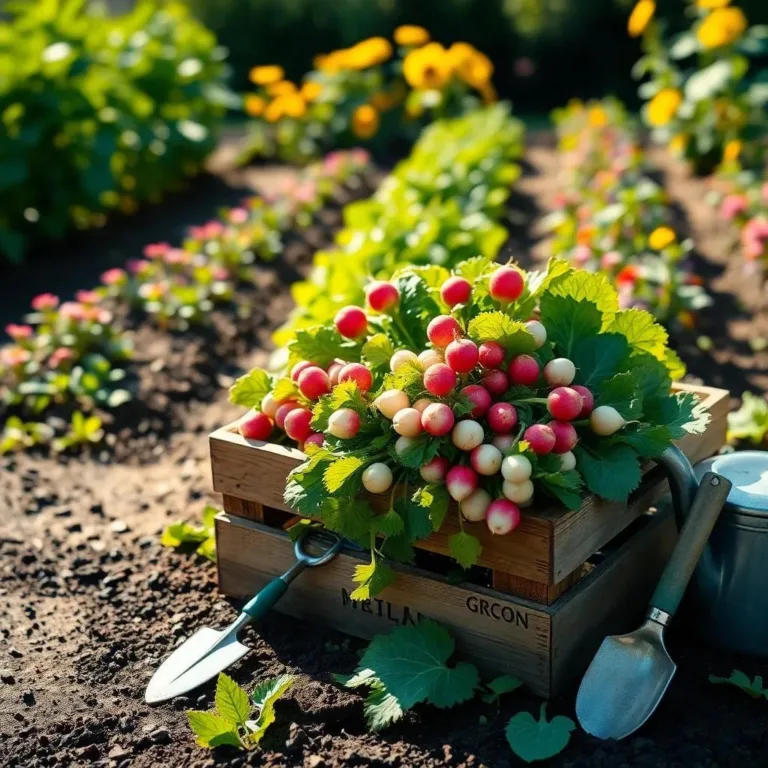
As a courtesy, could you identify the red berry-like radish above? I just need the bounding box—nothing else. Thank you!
[334,306,368,339]
[486,499,521,535]
[446,465,478,502]
[283,408,313,442]
[549,420,578,453]
[339,362,373,393]
[421,403,455,436]
[365,281,399,312]
[304,432,324,448]
[470,444,503,475]
[441,276,472,307]
[543,357,576,387]
[327,361,344,386]
[482,368,509,395]
[362,463,393,493]
[524,424,556,454]
[445,338,479,373]
[327,408,361,439]
[525,320,547,348]
[393,407,424,438]
[461,488,491,522]
[508,355,540,386]
[424,363,457,397]
[427,315,462,347]
[275,401,299,429]
[478,341,505,369]
[420,456,450,483]
[489,266,524,303]
[547,387,583,421]
[461,384,492,418]
[291,360,314,381]
[239,411,273,441]
[452,420,484,451]
[297,366,331,400]
[375,389,409,418]
[488,402,518,434]
[590,405,625,436]
[572,385,595,417]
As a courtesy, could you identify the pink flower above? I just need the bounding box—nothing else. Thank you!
[75,290,100,305]
[48,347,75,369]
[31,293,59,312]
[294,181,317,204]
[59,302,87,321]
[572,245,592,265]
[1,346,30,367]
[601,251,623,270]
[229,207,249,225]
[144,242,171,259]
[552,193,568,209]
[202,221,224,239]
[720,194,748,221]
[211,266,230,281]
[162,249,190,266]
[127,259,152,275]
[138,282,168,301]
[101,267,127,286]
[323,151,343,176]
[5,323,33,341]
[350,148,370,166]
[742,217,768,261]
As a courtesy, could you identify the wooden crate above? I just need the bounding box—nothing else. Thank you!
[209,382,727,603]
[215,508,677,698]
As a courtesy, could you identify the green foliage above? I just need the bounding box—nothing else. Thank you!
[709,669,768,700]
[186,673,294,750]
[505,703,576,763]
[727,391,768,445]
[51,411,104,452]
[481,674,523,704]
[0,0,232,262]
[229,370,273,410]
[161,504,218,562]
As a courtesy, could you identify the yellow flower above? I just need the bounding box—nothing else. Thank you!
[697,0,731,8]
[344,37,392,70]
[266,80,298,97]
[249,65,284,86]
[628,0,656,37]
[394,25,430,47]
[314,50,349,73]
[697,7,747,49]
[588,105,608,128]
[449,42,493,90]
[668,134,688,155]
[723,139,742,162]
[647,88,682,127]
[351,104,380,139]
[264,94,307,122]
[403,42,454,90]
[244,94,267,117]
[300,81,323,102]
[649,226,676,250]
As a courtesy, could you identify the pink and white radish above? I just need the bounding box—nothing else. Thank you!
[327,408,361,439]
[501,454,532,483]
[427,315,462,347]
[452,420,485,451]
[275,401,299,429]
[590,405,625,436]
[486,499,521,535]
[260,393,278,419]
[421,402,455,436]
[470,444,503,476]
[424,363,457,397]
[446,465,478,502]
[440,276,472,308]
[571,385,595,417]
[420,456,450,483]
[489,266,524,303]
[478,341,505,369]
[492,434,515,453]
[549,420,578,453]
[283,408,313,442]
[334,306,368,339]
[375,389,409,418]
[525,320,547,348]
[393,407,424,438]
[362,462,393,493]
[543,357,576,387]
[412,397,433,413]
[487,402,518,434]
[508,355,540,386]
[445,338,479,374]
[461,488,491,522]
[418,349,443,369]
[291,360,315,381]
[327,361,344,386]
[304,432,324,449]
[460,384,492,418]
[390,349,419,372]
[239,411,273,441]
[481,369,509,395]
[338,363,373,393]
[502,479,534,504]
[297,366,332,400]
[524,424,556,454]
[547,387,583,421]
[365,281,399,313]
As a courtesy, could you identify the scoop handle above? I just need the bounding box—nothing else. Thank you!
[650,471,730,618]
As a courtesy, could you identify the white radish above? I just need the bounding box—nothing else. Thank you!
[470,444,503,476]
[501,454,532,483]
[502,479,534,504]
[418,349,443,369]
[452,420,485,451]
[492,434,515,453]
[327,408,361,439]
[395,436,415,455]
[390,349,419,372]
[560,451,577,471]
[525,320,547,349]
[590,405,625,436]
[544,357,576,387]
[261,392,278,418]
[362,463,393,493]
[393,407,423,438]
[375,389,409,419]
[461,489,492,522]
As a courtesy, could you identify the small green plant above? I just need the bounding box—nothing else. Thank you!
[505,703,576,763]
[481,674,523,705]
[161,504,218,562]
[0,416,53,454]
[710,669,768,699]
[186,672,294,750]
[52,412,104,452]
[727,391,768,445]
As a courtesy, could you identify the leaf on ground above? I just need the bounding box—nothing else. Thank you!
[574,444,642,502]
[709,670,768,699]
[196,536,217,562]
[229,369,271,409]
[487,674,524,697]
[245,674,295,745]
[505,703,576,763]
[186,711,241,749]
[449,531,482,569]
[351,558,396,600]
[161,521,208,547]
[215,673,251,727]
[363,683,405,731]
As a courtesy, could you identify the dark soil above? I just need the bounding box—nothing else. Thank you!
[2,137,767,768]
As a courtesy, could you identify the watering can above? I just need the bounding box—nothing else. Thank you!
[658,446,768,656]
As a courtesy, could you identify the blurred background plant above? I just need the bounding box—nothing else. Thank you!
[0,0,233,263]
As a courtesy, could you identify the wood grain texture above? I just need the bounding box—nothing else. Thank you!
[493,566,585,605]
[210,384,727,586]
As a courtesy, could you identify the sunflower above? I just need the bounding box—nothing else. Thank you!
[647,88,682,127]
[244,94,267,117]
[267,80,298,97]
[628,0,656,37]
[723,139,742,163]
[649,226,676,250]
[403,42,454,90]
[394,25,430,47]
[264,94,307,123]
[300,81,323,102]
[449,42,493,90]
[351,104,380,139]
[697,7,747,49]
[344,37,393,70]
[249,65,284,86]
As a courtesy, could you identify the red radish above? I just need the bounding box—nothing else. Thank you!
[549,420,578,453]
[492,434,515,452]
[424,363,457,397]
[572,385,595,417]
[478,341,505,369]
[304,432,324,449]
[365,281,399,313]
[239,411,273,441]
[543,357,576,387]
[297,366,331,400]
[446,465,478,502]
[327,408,361,439]
[461,488,491,522]
[418,349,442,369]
[486,499,521,535]
[524,424,556,454]
[590,405,625,436]
[334,306,368,339]
[420,456,450,483]
[412,398,433,413]
[393,407,423,438]
[421,403,455,436]
[525,320,547,348]
[427,315,462,347]
[547,387,583,421]
[489,266,524,303]
[461,384,492,418]
[261,393,278,418]
[390,349,419,372]
[375,389,409,418]
[362,462,393,493]
[508,355,540,386]
[284,408,313,442]
[488,402,518,434]
[502,479,534,504]
[275,401,299,429]
[441,276,472,307]
[501,454,532,483]
[445,338,479,373]
[452,420,484,451]
[339,363,373,393]
[482,369,509,395]
[327,361,344,386]
[560,451,577,471]
[470,444,503,475]
[291,360,314,381]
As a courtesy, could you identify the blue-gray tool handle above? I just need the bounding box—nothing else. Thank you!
[650,472,730,617]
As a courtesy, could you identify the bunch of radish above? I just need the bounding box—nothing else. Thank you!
[239,264,628,537]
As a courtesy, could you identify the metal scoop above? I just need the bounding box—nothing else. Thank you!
[576,472,731,740]
[145,526,342,703]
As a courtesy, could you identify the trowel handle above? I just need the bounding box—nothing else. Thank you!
[242,576,290,621]
[650,471,731,618]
